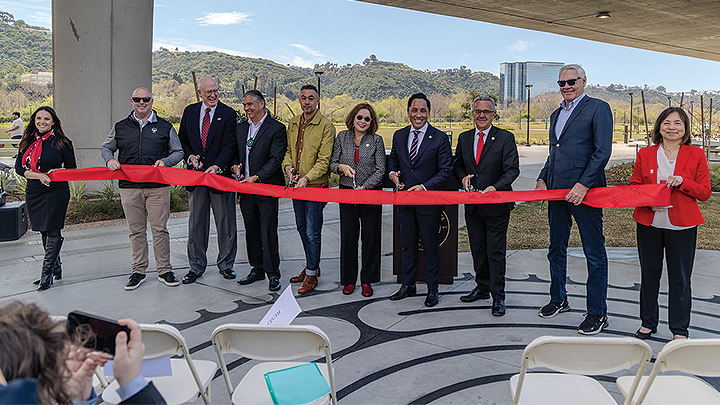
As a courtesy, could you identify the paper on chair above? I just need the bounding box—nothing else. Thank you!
[103,355,172,377]
[260,285,302,326]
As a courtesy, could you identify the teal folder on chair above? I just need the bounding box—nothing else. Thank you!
[264,362,331,405]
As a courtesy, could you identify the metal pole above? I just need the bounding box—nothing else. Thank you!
[253,77,258,90]
[701,96,706,155]
[641,91,650,146]
[525,84,533,146]
[273,86,277,117]
[709,98,713,162]
[680,92,685,108]
[629,92,634,141]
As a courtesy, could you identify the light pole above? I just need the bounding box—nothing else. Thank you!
[667,95,672,107]
[525,84,533,146]
[314,69,324,107]
[629,92,634,140]
[690,101,695,134]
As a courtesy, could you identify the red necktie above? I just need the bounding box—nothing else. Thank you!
[354,145,359,164]
[475,134,484,165]
[201,107,211,150]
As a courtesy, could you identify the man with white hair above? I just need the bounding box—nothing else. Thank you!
[536,64,613,334]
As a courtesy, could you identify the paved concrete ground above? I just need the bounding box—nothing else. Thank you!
[2,144,719,404]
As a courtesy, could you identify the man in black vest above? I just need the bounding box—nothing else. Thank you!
[101,87,184,291]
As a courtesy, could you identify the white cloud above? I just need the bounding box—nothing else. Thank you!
[289,56,315,68]
[196,11,251,26]
[506,39,533,52]
[289,44,324,58]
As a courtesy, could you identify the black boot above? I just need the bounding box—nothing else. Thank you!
[38,236,62,291]
[33,235,48,285]
[34,237,63,284]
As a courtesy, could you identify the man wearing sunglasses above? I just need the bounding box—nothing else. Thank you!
[453,95,519,316]
[178,76,239,285]
[536,64,613,335]
[101,87,184,291]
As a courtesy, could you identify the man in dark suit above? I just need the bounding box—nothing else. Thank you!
[388,93,453,307]
[233,90,287,292]
[536,64,613,334]
[453,95,519,316]
[178,76,238,284]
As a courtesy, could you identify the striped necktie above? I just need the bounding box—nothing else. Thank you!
[409,130,420,164]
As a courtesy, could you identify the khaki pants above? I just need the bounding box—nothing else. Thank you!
[119,186,172,275]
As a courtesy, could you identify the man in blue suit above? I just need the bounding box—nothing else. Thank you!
[388,93,453,307]
[536,64,613,334]
[178,76,238,284]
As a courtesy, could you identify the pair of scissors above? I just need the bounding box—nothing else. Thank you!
[284,168,297,189]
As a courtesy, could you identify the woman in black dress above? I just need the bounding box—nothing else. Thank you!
[15,106,76,291]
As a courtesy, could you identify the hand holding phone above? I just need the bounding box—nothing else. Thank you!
[66,310,130,355]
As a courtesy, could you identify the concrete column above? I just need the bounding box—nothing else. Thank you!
[52,0,153,170]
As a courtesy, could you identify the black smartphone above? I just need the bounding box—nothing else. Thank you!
[66,310,130,355]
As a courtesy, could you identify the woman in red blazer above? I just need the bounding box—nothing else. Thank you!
[629,107,711,340]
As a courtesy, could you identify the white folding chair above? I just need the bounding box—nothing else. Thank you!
[617,338,720,405]
[101,323,217,405]
[211,323,337,405]
[510,336,653,405]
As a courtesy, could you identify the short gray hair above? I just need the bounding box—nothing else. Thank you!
[243,89,265,104]
[472,95,496,111]
[559,64,586,80]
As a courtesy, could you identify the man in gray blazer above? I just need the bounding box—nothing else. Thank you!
[536,64,613,335]
[233,90,287,292]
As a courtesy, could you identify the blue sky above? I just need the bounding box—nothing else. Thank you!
[5,0,720,92]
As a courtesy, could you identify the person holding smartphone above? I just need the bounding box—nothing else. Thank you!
[0,301,165,404]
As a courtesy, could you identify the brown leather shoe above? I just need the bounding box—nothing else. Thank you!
[290,268,321,283]
[289,269,307,283]
[298,276,318,295]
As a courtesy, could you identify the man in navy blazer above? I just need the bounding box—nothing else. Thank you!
[536,64,613,334]
[178,76,238,284]
[453,95,519,316]
[388,93,453,307]
[233,90,287,292]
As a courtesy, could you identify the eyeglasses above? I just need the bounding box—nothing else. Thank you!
[472,109,495,116]
[131,97,152,103]
[557,77,582,87]
[356,115,372,122]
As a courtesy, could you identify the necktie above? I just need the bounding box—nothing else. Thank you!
[475,134,484,165]
[409,130,419,164]
[201,107,211,150]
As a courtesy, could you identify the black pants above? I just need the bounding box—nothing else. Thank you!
[339,201,382,286]
[637,223,697,337]
[239,194,280,278]
[466,210,510,300]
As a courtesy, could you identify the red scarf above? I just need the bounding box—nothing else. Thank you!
[22,130,54,173]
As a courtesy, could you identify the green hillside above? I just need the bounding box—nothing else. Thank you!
[0,14,52,78]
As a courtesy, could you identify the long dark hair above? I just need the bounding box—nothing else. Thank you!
[18,106,71,153]
[651,107,692,146]
[0,301,73,404]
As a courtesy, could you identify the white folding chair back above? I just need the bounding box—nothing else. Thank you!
[211,323,337,405]
[101,323,217,405]
[617,338,720,405]
[510,336,653,405]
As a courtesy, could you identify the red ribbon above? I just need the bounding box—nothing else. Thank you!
[48,165,671,208]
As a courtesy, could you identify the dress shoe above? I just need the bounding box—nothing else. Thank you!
[390,284,416,301]
[425,290,439,307]
[635,327,657,340]
[219,268,236,279]
[238,271,265,285]
[361,284,373,297]
[290,268,321,283]
[343,284,355,294]
[298,275,318,295]
[268,276,281,292]
[182,272,201,284]
[492,299,506,316]
[460,286,491,302]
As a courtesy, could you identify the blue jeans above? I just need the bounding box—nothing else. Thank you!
[547,201,608,316]
[293,200,326,274]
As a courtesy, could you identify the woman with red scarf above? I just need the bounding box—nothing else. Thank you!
[14,106,76,291]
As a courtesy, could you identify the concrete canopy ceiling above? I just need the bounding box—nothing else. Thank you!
[357,0,720,62]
